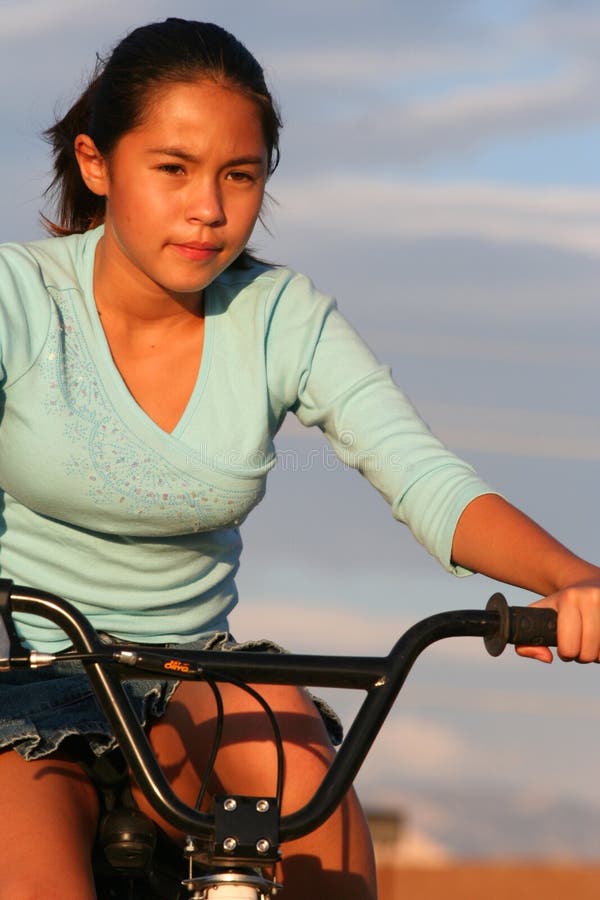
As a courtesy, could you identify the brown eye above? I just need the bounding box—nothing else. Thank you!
[226,170,255,183]
[159,163,185,175]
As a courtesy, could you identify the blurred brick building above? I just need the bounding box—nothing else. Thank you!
[367,809,600,899]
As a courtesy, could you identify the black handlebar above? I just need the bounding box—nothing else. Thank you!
[0,581,558,844]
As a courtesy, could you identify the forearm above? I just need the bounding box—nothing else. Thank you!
[451,493,600,596]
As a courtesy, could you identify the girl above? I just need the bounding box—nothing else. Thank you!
[0,17,599,900]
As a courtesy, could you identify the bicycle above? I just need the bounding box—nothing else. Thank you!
[0,580,557,898]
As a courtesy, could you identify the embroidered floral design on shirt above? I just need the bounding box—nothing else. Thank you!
[40,293,263,530]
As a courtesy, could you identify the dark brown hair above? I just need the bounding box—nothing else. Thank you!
[42,19,281,266]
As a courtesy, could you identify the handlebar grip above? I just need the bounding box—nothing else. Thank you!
[484,593,558,657]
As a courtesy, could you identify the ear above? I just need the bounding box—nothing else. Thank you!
[74,134,109,197]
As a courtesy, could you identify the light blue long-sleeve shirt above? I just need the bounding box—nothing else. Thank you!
[0,226,492,650]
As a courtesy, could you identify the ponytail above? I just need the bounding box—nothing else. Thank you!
[42,75,106,235]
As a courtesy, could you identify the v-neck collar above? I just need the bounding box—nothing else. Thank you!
[78,227,214,442]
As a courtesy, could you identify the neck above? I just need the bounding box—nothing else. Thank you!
[93,233,204,323]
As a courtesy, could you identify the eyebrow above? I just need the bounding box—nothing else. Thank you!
[147,147,266,167]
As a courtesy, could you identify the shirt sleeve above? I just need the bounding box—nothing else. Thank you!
[0,244,52,387]
[265,270,496,575]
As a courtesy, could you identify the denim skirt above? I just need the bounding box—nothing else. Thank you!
[0,632,342,760]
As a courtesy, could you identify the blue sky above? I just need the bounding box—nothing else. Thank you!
[2,0,600,858]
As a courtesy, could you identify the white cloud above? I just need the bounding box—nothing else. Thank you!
[231,598,417,654]
[268,43,495,86]
[402,683,600,721]
[231,595,496,663]
[279,395,600,462]
[395,65,598,146]
[271,10,600,166]
[1,1,77,37]
[521,5,600,58]
[427,403,600,460]
[274,176,600,259]
[0,0,130,40]
[361,331,600,370]
[319,67,599,168]
[359,714,468,779]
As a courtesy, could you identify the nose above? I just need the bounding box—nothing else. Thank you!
[186,178,225,226]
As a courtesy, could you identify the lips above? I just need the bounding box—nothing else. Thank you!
[171,241,222,261]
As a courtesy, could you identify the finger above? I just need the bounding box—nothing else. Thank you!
[579,598,600,663]
[515,597,555,662]
[529,594,582,661]
[516,645,553,664]
[555,598,581,661]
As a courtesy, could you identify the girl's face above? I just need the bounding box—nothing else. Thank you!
[82,80,268,303]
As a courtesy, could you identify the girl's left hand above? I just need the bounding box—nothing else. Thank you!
[516,581,600,663]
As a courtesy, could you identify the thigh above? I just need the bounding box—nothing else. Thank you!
[0,748,99,900]
[135,681,335,838]
[135,683,377,898]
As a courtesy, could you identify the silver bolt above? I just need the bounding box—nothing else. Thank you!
[256,839,271,854]
[256,799,270,813]
[223,798,237,812]
[223,837,238,852]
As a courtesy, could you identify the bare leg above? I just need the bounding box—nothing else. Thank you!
[135,681,377,900]
[0,749,99,899]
